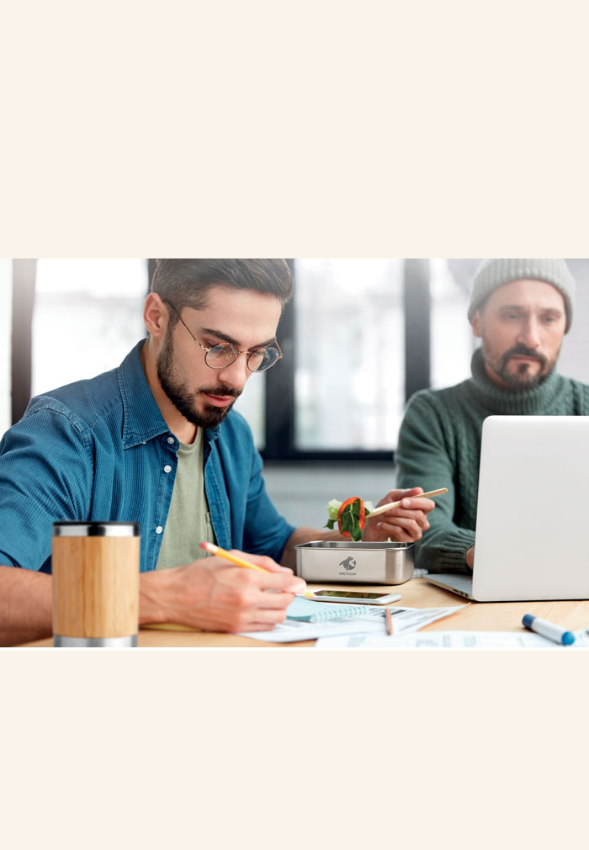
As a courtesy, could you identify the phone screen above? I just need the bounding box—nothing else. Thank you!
[313,590,390,600]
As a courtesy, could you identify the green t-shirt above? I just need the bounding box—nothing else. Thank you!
[156,428,216,571]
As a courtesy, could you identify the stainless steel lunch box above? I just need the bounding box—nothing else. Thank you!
[294,541,415,585]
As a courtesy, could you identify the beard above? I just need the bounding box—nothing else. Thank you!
[156,329,241,428]
[483,342,556,390]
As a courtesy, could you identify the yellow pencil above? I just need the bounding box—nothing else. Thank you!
[200,541,315,598]
[386,607,393,636]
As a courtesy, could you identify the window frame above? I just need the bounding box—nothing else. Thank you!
[11,260,36,426]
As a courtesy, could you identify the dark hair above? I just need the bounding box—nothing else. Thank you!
[150,259,293,320]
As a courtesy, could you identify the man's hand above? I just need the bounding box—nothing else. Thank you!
[141,551,307,633]
[362,487,435,543]
[465,546,475,570]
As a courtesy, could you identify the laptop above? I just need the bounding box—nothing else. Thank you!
[427,416,589,602]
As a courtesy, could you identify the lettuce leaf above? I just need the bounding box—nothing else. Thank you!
[338,498,364,542]
[324,498,374,537]
[325,499,342,525]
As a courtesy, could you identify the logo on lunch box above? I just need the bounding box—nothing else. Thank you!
[339,557,357,572]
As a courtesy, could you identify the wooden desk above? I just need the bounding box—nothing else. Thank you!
[22,577,589,647]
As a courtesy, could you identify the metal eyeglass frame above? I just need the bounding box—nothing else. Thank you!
[163,299,283,373]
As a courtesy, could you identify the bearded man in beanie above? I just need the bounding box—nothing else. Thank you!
[396,259,589,573]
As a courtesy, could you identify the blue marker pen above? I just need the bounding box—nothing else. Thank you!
[522,614,575,646]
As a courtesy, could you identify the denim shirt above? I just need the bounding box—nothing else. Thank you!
[0,341,295,573]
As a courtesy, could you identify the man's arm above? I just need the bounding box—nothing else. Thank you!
[0,566,53,646]
[396,393,474,573]
[0,556,307,647]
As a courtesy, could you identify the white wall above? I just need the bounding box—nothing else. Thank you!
[0,261,11,437]
[264,462,396,528]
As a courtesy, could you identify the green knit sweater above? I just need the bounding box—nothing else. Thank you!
[396,348,589,573]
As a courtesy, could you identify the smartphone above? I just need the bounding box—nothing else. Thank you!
[311,590,402,605]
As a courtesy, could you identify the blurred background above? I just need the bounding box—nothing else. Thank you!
[2,258,589,527]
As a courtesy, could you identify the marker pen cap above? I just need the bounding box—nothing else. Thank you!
[561,631,576,646]
[522,614,535,629]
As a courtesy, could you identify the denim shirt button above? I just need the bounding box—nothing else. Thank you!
[167,437,175,445]
[164,465,172,473]
[156,526,163,534]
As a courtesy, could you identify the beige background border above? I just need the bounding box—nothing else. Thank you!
[2,1,589,848]
[2,650,588,848]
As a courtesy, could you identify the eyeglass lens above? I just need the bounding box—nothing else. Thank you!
[205,344,280,372]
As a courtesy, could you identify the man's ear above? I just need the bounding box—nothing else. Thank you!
[471,309,483,339]
[143,293,169,341]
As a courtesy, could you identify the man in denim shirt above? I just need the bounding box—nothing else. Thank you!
[0,260,435,645]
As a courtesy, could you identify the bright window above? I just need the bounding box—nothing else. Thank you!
[430,259,479,390]
[294,259,404,450]
[33,259,148,397]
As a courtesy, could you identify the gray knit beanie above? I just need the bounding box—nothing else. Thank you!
[468,259,576,333]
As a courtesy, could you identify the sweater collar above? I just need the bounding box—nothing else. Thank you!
[470,347,564,414]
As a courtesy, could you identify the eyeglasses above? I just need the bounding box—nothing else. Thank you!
[164,300,283,373]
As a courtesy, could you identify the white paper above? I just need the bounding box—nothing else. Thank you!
[239,605,464,644]
[239,605,395,643]
[315,628,589,649]
[389,606,466,635]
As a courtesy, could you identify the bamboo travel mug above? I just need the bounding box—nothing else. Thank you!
[52,522,140,647]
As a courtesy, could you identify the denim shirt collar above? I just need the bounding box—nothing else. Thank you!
[117,340,221,449]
